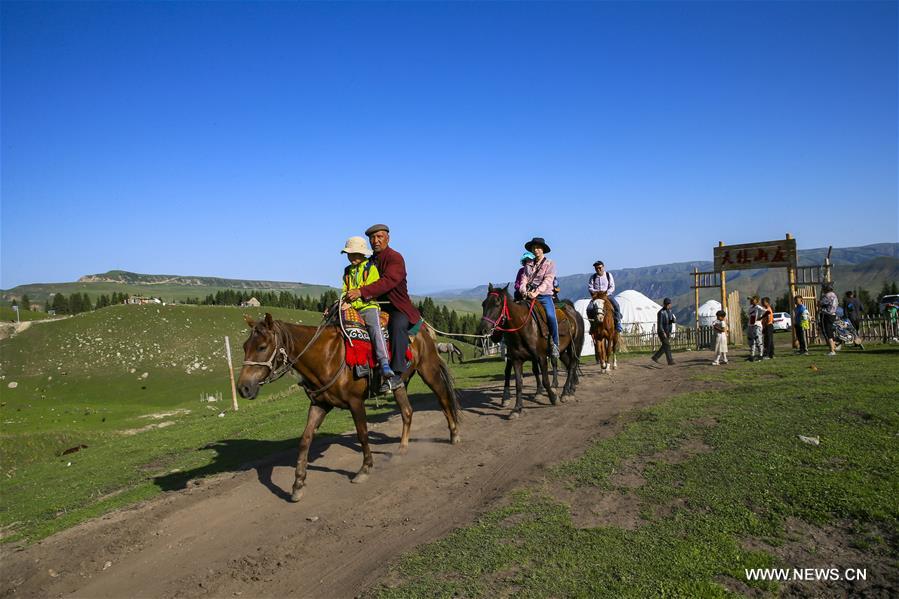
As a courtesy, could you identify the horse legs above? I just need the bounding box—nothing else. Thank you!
[415,360,461,444]
[510,359,525,418]
[391,385,413,454]
[538,355,559,405]
[559,351,574,399]
[348,399,374,484]
[291,401,331,502]
[550,355,559,389]
[532,361,543,397]
[502,359,512,407]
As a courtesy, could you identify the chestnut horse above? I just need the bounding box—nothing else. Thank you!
[237,313,461,502]
[589,291,619,373]
[478,284,584,417]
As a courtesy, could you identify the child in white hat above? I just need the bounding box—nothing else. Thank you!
[340,236,395,379]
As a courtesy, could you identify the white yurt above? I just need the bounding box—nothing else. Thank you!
[615,290,663,334]
[698,299,722,327]
[573,299,596,356]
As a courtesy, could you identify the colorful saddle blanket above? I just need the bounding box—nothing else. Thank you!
[345,337,413,368]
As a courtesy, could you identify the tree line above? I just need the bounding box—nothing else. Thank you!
[22,289,481,337]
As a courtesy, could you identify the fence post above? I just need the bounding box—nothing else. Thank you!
[225,336,238,412]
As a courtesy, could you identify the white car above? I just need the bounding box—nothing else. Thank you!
[772,312,792,331]
[880,294,899,315]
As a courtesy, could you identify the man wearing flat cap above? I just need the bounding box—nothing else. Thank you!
[587,260,622,332]
[345,224,421,390]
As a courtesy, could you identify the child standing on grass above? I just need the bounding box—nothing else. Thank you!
[712,310,728,365]
[340,236,395,379]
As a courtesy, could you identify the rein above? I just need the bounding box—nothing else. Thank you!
[481,292,538,334]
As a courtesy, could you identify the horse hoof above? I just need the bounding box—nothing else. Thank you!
[451,433,462,445]
[508,410,522,420]
[290,487,305,503]
[351,471,370,484]
[397,445,409,456]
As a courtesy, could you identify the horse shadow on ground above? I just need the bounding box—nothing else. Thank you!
[151,384,512,500]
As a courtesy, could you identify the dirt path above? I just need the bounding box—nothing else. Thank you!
[2,354,720,599]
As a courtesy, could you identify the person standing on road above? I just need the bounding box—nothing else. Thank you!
[711,310,729,365]
[793,295,810,355]
[760,297,775,359]
[819,284,839,356]
[746,296,765,361]
[651,298,676,365]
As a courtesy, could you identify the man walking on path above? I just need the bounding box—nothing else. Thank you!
[651,298,676,365]
[345,224,422,391]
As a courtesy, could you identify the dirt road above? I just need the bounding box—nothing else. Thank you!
[2,355,719,598]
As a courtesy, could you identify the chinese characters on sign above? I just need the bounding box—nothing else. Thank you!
[714,239,797,272]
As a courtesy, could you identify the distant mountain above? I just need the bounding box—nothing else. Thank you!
[432,243,899,319]
[77,270,325,290]
[2,271,336,304]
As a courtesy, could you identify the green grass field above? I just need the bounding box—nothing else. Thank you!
[0,304,498,544]
[377,349,899,598]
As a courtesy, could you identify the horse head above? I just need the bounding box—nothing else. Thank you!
[237,313,284,400]
[478,283,509,337]
[589,291,608,319]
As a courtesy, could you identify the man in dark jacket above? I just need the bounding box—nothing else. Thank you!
[843,291,863,333]
[345,224,421,391]
[651,298,676,365]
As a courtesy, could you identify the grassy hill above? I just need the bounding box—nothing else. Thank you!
[0,303,490,543]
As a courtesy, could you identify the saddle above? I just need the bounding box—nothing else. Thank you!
[531,301,575,345]
[340,305,413,371]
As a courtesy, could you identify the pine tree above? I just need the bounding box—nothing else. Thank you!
[70,293,83,314]
[21,294,31,311]
[82,293,93,311]
[52,293,69,314]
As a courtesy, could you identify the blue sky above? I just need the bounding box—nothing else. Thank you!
[2,1,896,293]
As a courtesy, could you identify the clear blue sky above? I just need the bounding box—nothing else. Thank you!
[2,1,896,293]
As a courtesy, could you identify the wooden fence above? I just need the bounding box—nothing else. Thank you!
[835,315,899,344]
[617,325,717,352]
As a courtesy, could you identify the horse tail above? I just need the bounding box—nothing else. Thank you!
[437,358,462,422]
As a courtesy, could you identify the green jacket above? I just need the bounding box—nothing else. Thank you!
[342,260,381,311]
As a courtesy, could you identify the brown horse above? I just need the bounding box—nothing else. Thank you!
[478,284,583,417]
[589,291,619,373]
[237,313,461,502]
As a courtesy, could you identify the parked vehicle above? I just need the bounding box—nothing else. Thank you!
[772,312,792,331]
[879,294,899,315]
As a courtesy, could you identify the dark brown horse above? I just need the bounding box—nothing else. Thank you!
[478,284,584,417]
[589,292,619,373]
[237,313,461,502]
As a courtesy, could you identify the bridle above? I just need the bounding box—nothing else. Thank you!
[481,291,538,335]
[242,319,332,387]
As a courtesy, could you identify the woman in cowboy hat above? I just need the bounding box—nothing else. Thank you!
[521,237,560,358]
[339,236,395,380]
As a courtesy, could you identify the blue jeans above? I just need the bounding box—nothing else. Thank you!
[537,295,559,347]
[608,295,621,327]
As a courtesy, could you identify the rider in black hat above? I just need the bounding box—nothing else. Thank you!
[521,237,560,358]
